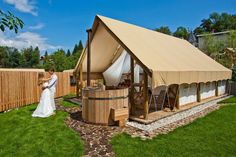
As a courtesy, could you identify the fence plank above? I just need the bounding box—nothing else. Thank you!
[0,71,74,112]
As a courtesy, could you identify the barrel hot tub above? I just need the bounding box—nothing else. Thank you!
[82,88,129,125]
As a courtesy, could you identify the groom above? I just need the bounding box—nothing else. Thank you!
[46,68,58,111]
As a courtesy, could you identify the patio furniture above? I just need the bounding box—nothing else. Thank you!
[149,85,170,111]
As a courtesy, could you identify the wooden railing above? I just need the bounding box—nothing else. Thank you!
[0,71,73,112]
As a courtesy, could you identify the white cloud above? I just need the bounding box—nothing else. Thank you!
[0,31,61,51]
[28,23,44,30]
[4,0,38,16]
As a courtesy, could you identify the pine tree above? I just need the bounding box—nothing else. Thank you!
[78,40,83,51]
[66,49,71,57]
[44,51,48,58]
[72,44,78,55]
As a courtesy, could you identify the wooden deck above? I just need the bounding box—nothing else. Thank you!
[129,95,227,124]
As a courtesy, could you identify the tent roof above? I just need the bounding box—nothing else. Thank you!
[75,15,231,87]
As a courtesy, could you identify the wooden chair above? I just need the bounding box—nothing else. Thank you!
[149,85,170,111]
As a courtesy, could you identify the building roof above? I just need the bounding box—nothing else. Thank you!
[197,31,230,37]
[75,15,231,87]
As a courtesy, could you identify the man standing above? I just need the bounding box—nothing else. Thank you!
[47,68,58,111]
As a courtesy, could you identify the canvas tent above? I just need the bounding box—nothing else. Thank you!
[75,15,231,88]
[74,15,231,119]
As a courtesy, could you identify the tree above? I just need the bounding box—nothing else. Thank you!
[0,46,10,67]
[20,46,40,67]
[202,34,225,61]
[44,51,48,58]
[194,12,236,35]
[8,48,21,67]
[0,9,24,33]
[155,26,172,35]
[72,44,78,55]
[66,49,71,57]
[173,27,189,39]
[31,47,40,67]
[78,40,83,51]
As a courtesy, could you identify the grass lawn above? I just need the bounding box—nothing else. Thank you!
[0,105,83,157]
[111,105,236,157]
[61,101,78,108]
[218,96,236,104]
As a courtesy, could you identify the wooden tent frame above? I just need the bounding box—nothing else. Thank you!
[75,15,152,119]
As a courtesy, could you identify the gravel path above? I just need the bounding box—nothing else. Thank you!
[125,96,232,139]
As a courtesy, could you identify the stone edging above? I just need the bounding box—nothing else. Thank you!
[126,96,231,132]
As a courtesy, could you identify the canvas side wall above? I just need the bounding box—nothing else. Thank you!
[200,82,216,100]
[179,83,197,106]
[178,80,227,107]
[218,80,226,95]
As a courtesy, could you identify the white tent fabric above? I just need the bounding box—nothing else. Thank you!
[179,84,197,106]
[218,80,226,95]
[103,50,128,86]
[103,50,141,86]
[200,82,215,99]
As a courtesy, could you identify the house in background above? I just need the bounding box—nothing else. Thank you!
[188,31,198,47]
[195,31,230,49]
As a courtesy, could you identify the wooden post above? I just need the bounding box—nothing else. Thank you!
[226,79,230,94]
[79,65,83,96]
[197,83,201,102]
[86,29,92,87]
[176,85,180,109]
[215,81,219,96]
[130,57,135,115]
[76,74,80,98]
[143,70,149,120]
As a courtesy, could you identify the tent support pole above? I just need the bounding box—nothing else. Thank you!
[215,81,219,96]
[75,73,79,98]
[176,85,180,109]
[144,70,148,120]
[79,65,83,97]
[130,57,135,115]
[226,79,230,94]
[86,29,92,87]
[197,83,201,102]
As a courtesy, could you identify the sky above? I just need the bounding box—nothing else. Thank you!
[0,0,236,54]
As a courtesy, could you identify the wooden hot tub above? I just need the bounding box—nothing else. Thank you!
[82,88,129,125]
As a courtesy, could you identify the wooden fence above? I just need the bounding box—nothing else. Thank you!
[0,71,73,112]
[230,82,236,95]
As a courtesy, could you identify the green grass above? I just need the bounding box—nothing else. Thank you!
[218,96,236,104]
[61,101,78,107]
[0,105,83,157]
[111,105,236,157]
[63,93,76,99]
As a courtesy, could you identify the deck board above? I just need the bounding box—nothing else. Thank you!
[130,95,227,124]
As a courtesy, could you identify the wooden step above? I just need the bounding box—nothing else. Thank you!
[111,108,129,127]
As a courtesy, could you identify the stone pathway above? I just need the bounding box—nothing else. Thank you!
[56,100,122,157]
[56,96,232,156]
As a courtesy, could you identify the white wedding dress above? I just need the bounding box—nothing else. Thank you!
[32,82,54,118]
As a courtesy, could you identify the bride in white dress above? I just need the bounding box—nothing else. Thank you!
[32,73,54,118]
